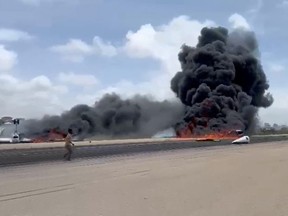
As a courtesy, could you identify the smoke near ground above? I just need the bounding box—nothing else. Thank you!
[23,94,184,139]
[23,26,273,139]
[171,26,273,135]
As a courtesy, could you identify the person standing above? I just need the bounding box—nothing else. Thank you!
[64,128,74,161]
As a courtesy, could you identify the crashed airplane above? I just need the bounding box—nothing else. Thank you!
[0,122,32,144]
[232,136,250,144]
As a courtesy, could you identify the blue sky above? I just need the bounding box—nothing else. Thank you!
[0,0,287,125]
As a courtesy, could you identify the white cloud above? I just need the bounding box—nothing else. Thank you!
[0,45,17,72]
[51,16,213,65]
[58,72,99,86]
[0,29,33,42]
[93,36,118,57]
[0,74,68,118]
[76,15,214,108]
[50,37,117,62]
[123,15,215,76]
[228,13,251,30]
[50,39,93,63]
[0,43,71,118]
[69,15,216,107]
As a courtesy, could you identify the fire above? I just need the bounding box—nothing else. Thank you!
[177,129,239,140]
[195,131,240,141]
[174,97,244,141]
[32,129,67,143]
[176,120,242,141]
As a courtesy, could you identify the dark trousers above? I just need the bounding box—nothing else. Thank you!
[64,145,73,160]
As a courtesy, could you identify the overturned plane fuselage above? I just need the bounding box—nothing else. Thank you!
[232,136,250,144]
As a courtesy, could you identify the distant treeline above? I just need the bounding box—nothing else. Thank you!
[256,123,288,135]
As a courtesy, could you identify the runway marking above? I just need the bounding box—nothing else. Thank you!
[129,169,150,175]
[0,183,74,198]
[0,184,74,203]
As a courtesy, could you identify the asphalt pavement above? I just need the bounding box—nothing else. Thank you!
[0,135,287,167]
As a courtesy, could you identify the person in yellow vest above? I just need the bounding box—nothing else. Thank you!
[64,128,74,161]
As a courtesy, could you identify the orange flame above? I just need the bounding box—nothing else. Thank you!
[177,129,239,140]
[176,117,242,141]
[32,129,67,143]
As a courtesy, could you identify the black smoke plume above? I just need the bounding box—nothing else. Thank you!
[171,26,273,135]
[24,26,273,139]
[23,94,184,139]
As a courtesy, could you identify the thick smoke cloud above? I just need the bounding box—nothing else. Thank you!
[24,26,273,139]
[23,94,184,139]
[171,26,273,135]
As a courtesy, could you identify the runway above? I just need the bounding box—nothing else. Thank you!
[0,134,288,167]
[1,140,288,216]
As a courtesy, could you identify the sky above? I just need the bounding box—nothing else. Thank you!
[0,0,287,125]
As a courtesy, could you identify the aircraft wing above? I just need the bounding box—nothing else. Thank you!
[0,138,12,143]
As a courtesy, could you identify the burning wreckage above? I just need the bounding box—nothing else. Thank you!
[19,26,272,145]
[152,127,245,142]
[0,119,80,144]
[0,120,32,144]
[0,125,81,144]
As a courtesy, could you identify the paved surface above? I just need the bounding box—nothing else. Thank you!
[1,135,288,167]
[1,141,288,216]
[1,134,288,151]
